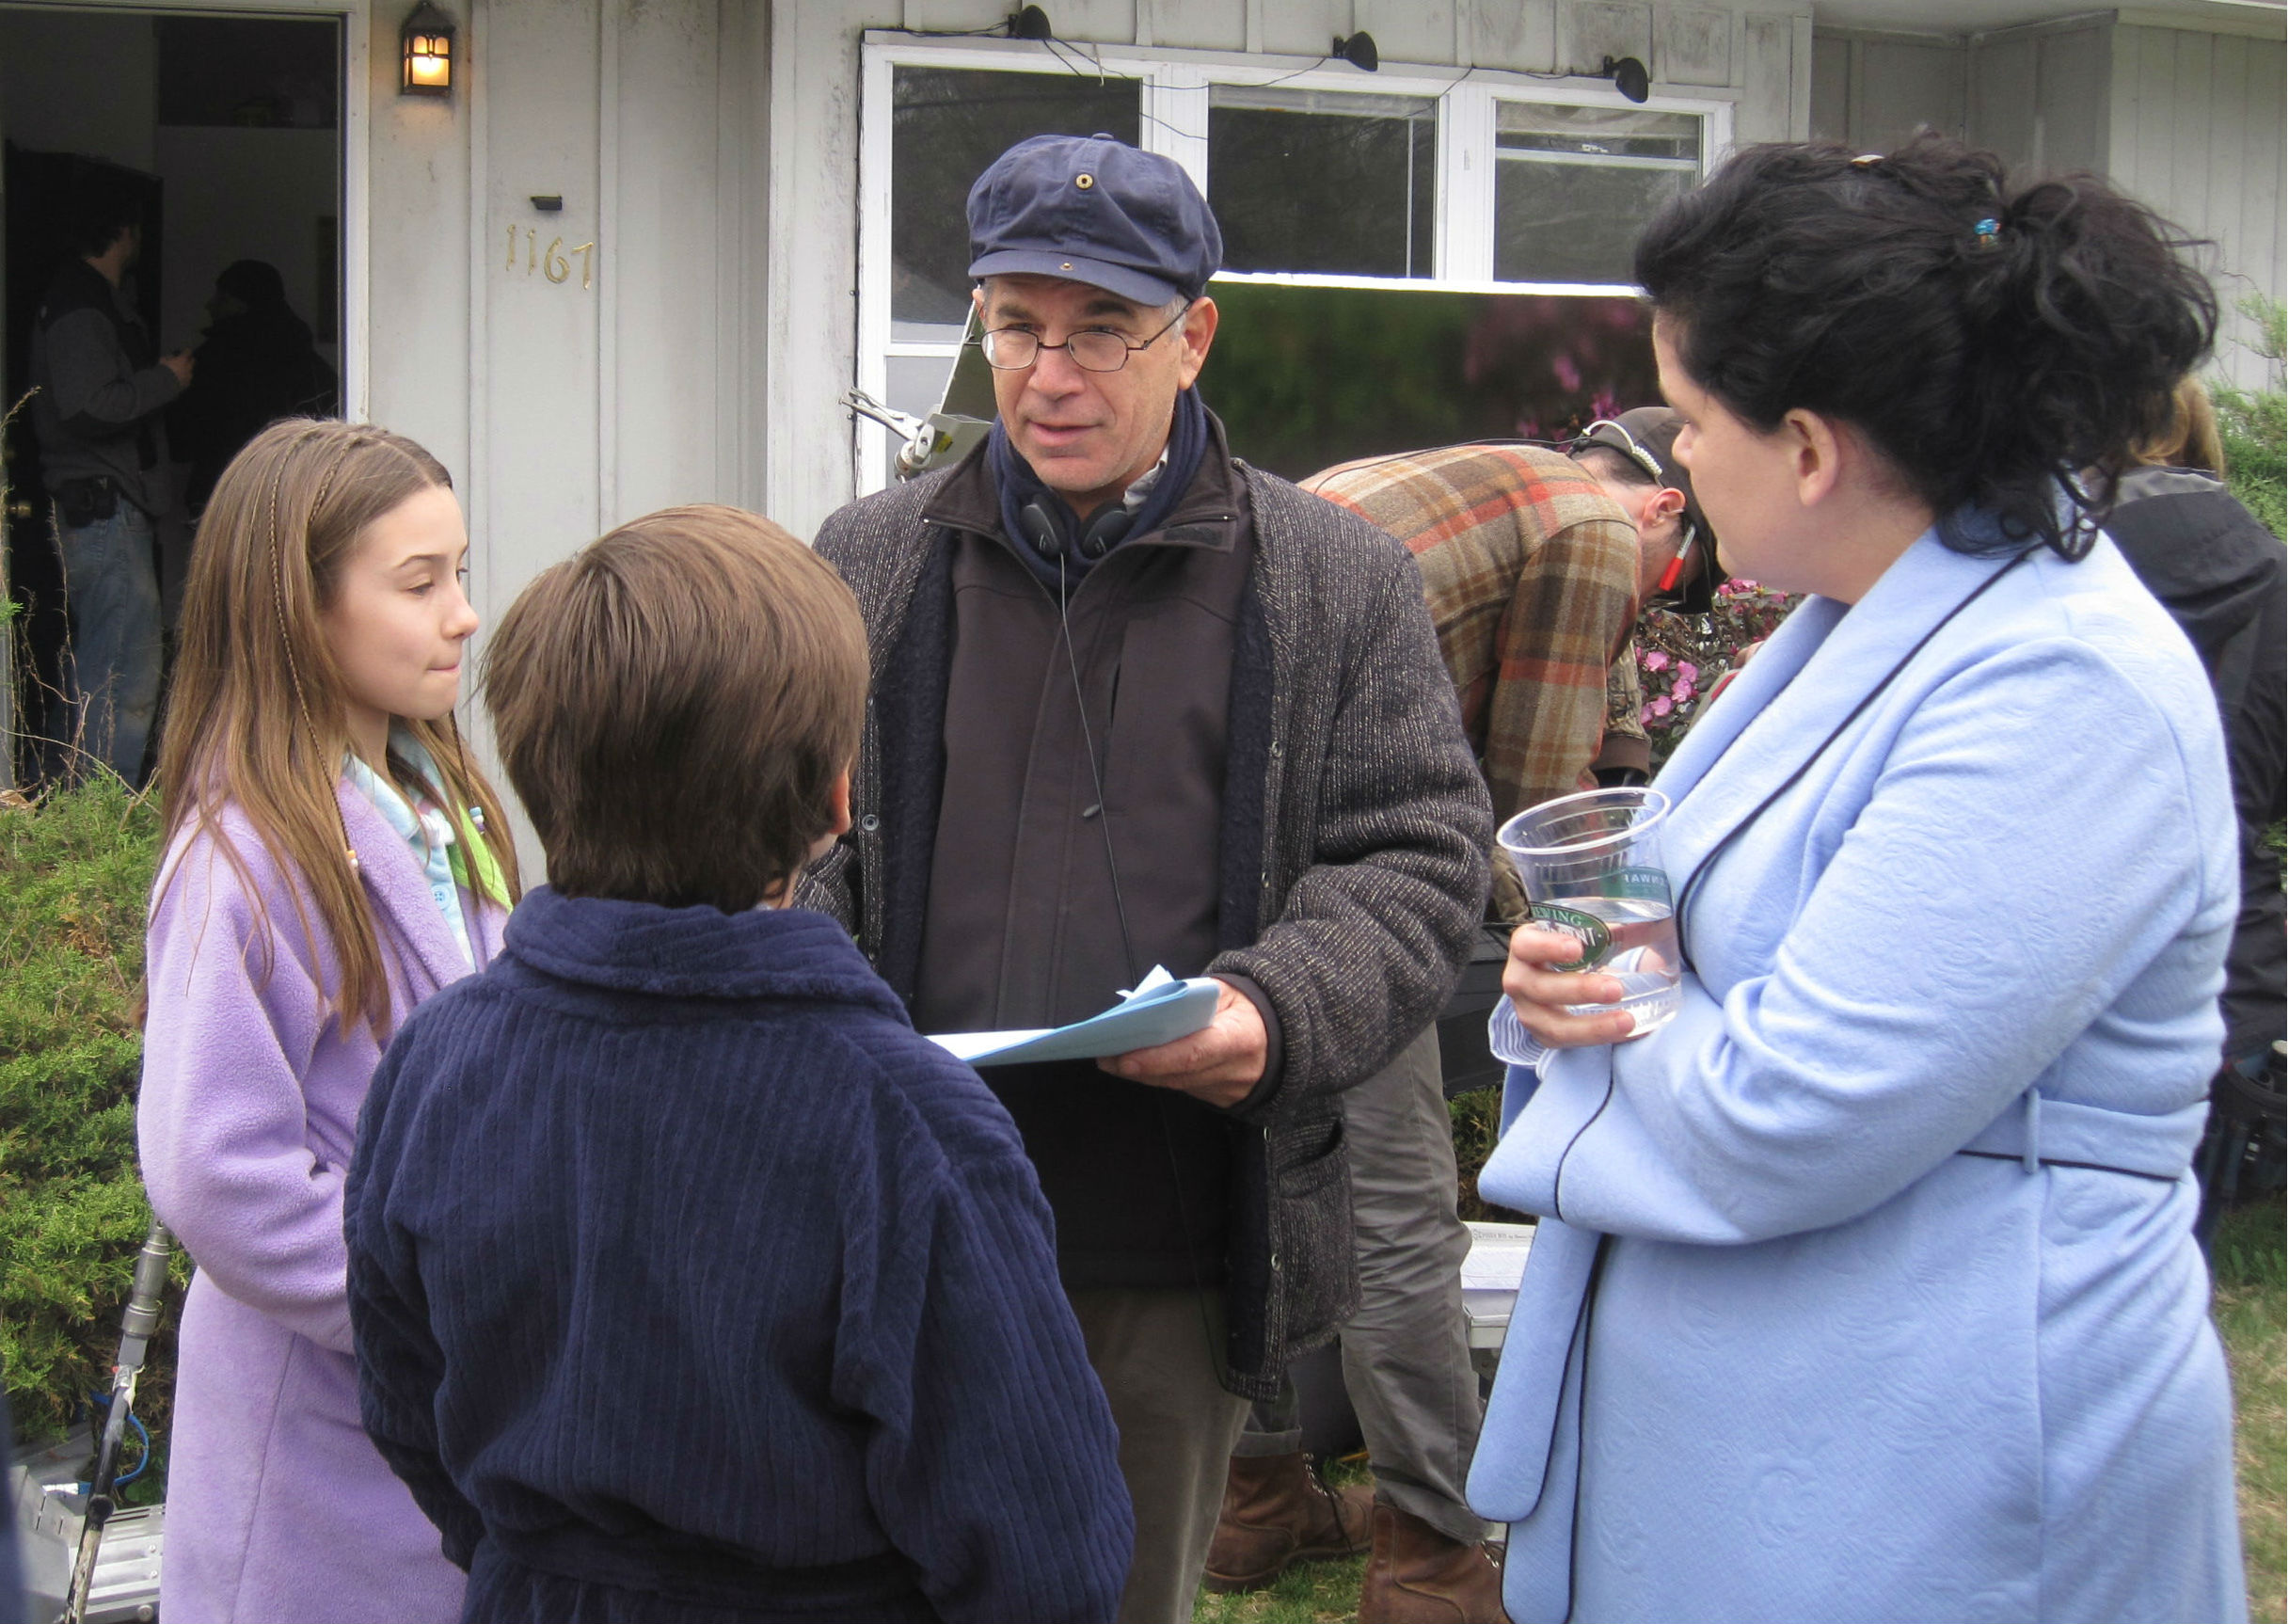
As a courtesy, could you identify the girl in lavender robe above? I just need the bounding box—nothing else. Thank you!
[139,420,521,1624]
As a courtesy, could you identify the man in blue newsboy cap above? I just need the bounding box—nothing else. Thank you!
[800,134,1492,1624]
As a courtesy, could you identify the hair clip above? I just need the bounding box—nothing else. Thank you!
[1851,153,1885,167]
[1974,216,2000,245]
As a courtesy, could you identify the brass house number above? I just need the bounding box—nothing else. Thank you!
[507,227,596,288]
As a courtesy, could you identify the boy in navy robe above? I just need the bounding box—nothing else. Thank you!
[346,504,1132,1623]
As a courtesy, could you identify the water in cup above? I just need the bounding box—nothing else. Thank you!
[1530,893,1681,1036]
[1502,787,1683,1040]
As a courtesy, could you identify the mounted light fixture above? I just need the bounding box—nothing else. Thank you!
[401,2,455,97]
[1333,31,1380,72]
[1602,54,1651,103]
[1007,5,1052,40]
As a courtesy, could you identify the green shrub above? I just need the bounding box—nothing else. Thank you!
[0,776,176,1491]
[2214,295,2286,539]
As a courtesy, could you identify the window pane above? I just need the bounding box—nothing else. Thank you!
[1495,161,1695,284]
[1493,103,1699,286]
[892,66,1140,328]
[1496,101,1698,160]
[1209,87,1436,279]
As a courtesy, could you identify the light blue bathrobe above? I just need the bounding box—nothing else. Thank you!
[1469,525,2249,1624]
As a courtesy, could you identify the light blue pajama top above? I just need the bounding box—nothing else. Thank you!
[1470,522,2248,1624]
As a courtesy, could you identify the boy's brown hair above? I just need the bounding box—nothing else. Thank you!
[484,505,867,912]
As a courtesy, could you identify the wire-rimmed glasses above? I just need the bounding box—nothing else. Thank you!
[978,301,1192,373]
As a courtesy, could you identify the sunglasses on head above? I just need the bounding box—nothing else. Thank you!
[1568,420,1668,486]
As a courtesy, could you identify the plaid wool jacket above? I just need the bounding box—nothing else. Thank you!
[1306,444,1642,823]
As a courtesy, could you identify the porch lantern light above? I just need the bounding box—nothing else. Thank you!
[402,2,455,97]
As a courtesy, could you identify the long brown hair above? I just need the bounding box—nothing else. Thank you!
[153,419,522,1037]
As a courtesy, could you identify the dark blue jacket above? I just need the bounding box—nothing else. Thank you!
[346,888,1132,1623]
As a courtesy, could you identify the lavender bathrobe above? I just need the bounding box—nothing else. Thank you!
[140,785,503,1624]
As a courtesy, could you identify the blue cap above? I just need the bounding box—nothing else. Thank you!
[966,134,1222,307]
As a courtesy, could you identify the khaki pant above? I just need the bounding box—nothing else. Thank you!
[1233,1028,1490,1545]
[1068,1287,1254,1624]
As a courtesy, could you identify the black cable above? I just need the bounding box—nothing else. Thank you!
[1056,554,1140,986]
[1054,549,1225,1385]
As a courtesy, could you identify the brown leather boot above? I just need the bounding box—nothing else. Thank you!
[1357,1501,1509,1624]
[1200,1452,1375,1593]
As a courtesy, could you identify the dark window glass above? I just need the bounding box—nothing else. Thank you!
[891,66,1139,333]
[1208,88,1436,279]
[1197,281,1659,476]
[1493,103,1698,285]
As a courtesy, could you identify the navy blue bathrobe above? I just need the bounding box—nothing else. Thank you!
[345,887,1132,1623]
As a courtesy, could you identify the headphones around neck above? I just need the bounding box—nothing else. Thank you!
[1020,496,1137,565]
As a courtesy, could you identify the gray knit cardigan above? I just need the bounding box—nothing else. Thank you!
[796,459,1493,1397]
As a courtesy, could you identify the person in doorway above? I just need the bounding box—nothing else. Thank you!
[1182,442,1635,1624]
[797,133,1492,1624]
[1566,407,1721,788]
[171,259,339,514]
[29,177,190,785]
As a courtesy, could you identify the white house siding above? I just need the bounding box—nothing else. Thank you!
[343,0,769,872]
[358,0,772,640]
[1813,14,2284,393]
[2107,23,2285,390]
[1810,26,1966,151]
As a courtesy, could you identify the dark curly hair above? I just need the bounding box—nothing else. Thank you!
[1633,134,2217,559]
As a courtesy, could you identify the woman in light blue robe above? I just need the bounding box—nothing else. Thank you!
[1470,135,2248,1624]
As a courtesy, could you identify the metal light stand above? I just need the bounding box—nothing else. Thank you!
[58,1221,174,1624]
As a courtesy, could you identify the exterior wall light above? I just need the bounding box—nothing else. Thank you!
[402,2,455,96]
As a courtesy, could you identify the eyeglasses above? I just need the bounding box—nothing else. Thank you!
[1569,419,1667,486]
[978,302,1192,373]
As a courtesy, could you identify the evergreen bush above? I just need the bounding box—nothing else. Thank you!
[2214,295,2286,539]
[0,776,177,1491]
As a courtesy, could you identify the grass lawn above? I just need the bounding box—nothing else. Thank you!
[2216,1194,2286,1622]
[1199,1195,2289,1624]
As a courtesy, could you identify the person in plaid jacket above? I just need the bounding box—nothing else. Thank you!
[1195,445,1635,1624]
[1308,444,1642,825]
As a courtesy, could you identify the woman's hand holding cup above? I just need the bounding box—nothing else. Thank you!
[1502,926,1640,1049]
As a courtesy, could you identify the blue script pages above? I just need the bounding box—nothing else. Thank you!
[929,966,1222,1067]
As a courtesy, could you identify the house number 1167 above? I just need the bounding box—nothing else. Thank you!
[507,227,596,288]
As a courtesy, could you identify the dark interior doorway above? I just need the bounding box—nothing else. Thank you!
[0,6,342,788]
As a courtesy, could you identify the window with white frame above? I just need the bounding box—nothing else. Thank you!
[854,35,1729,491]
[1493,101,1702,285]
[1208,86,1437,279]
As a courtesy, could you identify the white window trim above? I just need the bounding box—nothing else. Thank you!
[855,31,1732,496]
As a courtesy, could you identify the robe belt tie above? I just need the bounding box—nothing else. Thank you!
[1953,1088,2204,1183]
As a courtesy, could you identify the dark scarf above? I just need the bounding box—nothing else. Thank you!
[988,385,1209,587]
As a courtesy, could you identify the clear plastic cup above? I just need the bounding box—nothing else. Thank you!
[1498,787,1681,1040]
